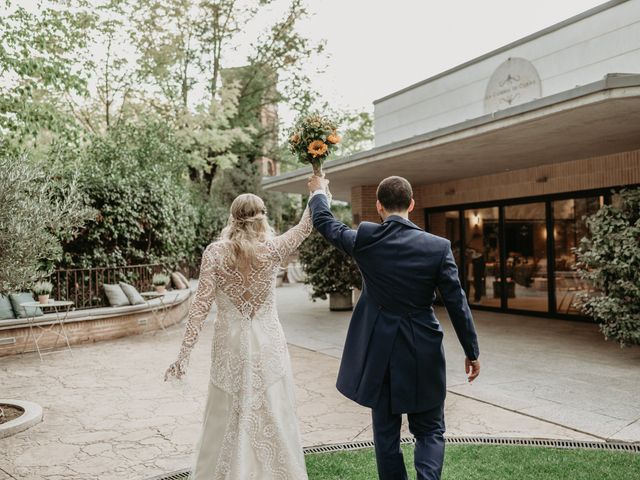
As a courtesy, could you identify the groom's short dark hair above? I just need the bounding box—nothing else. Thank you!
[377,176,413,212]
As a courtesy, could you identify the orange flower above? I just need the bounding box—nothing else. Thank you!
[307,140,328,158]
[326,133,341,144]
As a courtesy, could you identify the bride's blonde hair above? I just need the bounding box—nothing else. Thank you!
[218,193,274,269]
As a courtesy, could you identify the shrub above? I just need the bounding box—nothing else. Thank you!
[0,147,94,295]
[574,188,640,346]
[59,120,202,269]
[298,206,362,300]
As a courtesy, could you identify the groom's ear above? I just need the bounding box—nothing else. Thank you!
[408,198,415,213]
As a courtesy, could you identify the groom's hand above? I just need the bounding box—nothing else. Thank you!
[308,174,329,193]
[465,357,480,383]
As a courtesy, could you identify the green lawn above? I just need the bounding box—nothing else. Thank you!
[305,444,640,480]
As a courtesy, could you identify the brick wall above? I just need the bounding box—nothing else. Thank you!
[350,185,379,225]
[350,185,427,229]
[414,149,640,209]
[348,149,640,230]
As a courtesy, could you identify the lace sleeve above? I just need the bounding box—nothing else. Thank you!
[269,205,313,263]
[165,243,218,379]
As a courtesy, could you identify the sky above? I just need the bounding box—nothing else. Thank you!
[262,0,608,121]
[13,0,610,123]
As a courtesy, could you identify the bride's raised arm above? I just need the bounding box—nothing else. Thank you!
[269,205,313,263]
[164,243,219,380]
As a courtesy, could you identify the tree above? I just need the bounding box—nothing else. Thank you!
[63,0,146,133]
[0,145,95,294]
[574,188,640,346]
[333,110,374,158]
[132,0,201,111]
[0,0,95,150]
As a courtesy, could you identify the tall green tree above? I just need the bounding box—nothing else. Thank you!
[334,110,374,157]
[0,0,95,150]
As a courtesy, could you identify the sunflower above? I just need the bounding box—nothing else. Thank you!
[307,140,328,158]
[326,133,341,144]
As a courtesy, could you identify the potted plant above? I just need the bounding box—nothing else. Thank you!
[152,273,170,294]
[299,212,362,311]
[32,281,53,304]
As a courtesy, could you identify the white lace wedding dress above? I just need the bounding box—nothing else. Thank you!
[169,206,312,480]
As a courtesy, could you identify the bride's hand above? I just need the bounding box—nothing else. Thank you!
[164,360,186,381]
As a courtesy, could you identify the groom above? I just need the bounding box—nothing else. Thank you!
[307,175,480,480]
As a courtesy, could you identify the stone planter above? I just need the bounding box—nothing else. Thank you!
[38,294,50,305]
[154,285,167,294]
[0,400,43,438]
[330,292,353,311]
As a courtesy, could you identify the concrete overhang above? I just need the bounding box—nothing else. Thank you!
[263,74,640,201]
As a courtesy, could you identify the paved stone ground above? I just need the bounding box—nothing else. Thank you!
[0,282,637,479]
[278,283,640,443]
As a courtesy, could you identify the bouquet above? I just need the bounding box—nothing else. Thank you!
[288,114,341,177]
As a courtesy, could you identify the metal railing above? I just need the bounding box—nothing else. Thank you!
[51,264,166,309]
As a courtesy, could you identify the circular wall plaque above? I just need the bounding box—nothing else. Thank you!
[484,57,542,113]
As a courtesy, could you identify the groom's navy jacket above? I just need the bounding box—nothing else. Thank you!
[309,193,479,414]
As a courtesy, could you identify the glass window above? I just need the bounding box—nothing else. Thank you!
[553,197,603,314]
[428,211,462,283]
[504,203,548,312]
[463,208,500,307]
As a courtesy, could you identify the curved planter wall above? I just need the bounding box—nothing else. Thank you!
[0,291,191,357]
[0,400,43,438]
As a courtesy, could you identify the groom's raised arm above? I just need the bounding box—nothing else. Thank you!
[308,192,357,257]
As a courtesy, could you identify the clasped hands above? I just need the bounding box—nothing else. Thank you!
[307,173,329,194]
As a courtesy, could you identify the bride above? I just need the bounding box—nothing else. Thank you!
[164,192,312,480]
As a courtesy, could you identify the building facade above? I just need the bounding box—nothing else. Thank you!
[264,0,640,319]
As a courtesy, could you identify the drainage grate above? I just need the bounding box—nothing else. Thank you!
[302,436,640,455]
[147,469,190,480]
[147,436,640,479]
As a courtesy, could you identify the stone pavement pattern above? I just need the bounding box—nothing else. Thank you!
[278,283,640,443]
[1,282,638,479]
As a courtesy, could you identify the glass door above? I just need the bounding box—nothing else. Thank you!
[463,208,500,307]
[503,202,549,312]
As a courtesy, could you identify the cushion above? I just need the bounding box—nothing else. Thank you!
[0,295,16,320]
[118,282,146,305]
[9,292,43,318]
[171,272,187,290]
[103,284,131,307]
[177,272,190,289]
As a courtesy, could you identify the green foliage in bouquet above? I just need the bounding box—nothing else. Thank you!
[574,188,640,346]
[288,114,341,175]
[298,207,361,300]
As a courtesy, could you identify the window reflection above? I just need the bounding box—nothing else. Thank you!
[553,197,602,314]
[428,210,461,269]
[504,203,548,312]
[426,193,609,317]
[463,208,500,307]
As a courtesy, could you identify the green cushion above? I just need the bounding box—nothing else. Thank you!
[9,292,43,318]
[103,284,131,307]
[118,282,145,305]
[0,295,16,320]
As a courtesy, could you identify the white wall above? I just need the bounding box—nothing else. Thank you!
[374,0,640,147]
